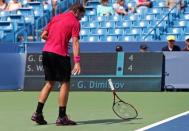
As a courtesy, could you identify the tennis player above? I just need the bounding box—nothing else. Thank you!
[31,4,85,126]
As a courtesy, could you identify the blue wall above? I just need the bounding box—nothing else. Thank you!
[0,41,187,90]
[0,43,26,90]
[25,41,185,53]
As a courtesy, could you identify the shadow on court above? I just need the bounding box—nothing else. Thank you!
[77,118,143,125]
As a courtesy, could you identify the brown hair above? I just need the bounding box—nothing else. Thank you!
[100,0,109,4]
[69,3,85,13]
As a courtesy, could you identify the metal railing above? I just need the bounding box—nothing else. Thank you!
[143,1,182,40]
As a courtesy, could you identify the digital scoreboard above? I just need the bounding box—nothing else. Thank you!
[124,53,164,75]
[24,52,164,91]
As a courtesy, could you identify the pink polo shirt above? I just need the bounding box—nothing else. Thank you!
[43,11,80,56]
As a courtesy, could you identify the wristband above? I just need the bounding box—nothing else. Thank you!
[74,56,80,63]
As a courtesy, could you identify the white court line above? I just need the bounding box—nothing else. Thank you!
[135,110,189,131]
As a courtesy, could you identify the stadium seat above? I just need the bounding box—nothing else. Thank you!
[84,6,95,12]
[149,20,167,31]
[82,21,100,28]
[85,10,96,16]
[108,28,124,35]
[167,27,184,35]
[143,27,156,35]
[182,14,189,20]
[107,15,122,21]
[86,1,100,7]
[156,15,169,21]
[141,35,154,41]
[80,16,89,22]
[136,7,148,15]
[173,20,188,28]
[118,35,135,42]
[127,2,136,9]
[0,21,14,32]
[17,8,35,37]
[159,35,167,41]
[129,28,142,36]
[91,28,108,35]
[0,21,15,42]
[158,1,166,7]
[185,27,189,35]
[6,14,27,42]
[28,2,44,18]
[27,2,48,40]
[100,35,118,42]
[80,28,91,36]
[129,14,140,21]
[133,20,149,28]
[7,14,25,31]
[100,21,115,28]
[81,35,100,42]
[144,14,156,21]
[116,20,132,28]
[0,11,9,21]
[89,21,100,28]
[96,16,107,22]
[184,7,189,13]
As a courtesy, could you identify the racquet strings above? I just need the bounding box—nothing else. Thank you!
[113,101,137,119]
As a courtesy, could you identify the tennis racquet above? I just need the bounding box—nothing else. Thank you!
[108,79,138,120]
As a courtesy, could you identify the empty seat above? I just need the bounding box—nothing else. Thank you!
[107,15,122,21]
[100,21,115,28]
[100,35,118,42]
[86,1,100,7]
[166,27,184,35]
[81,35,100,42]
[7,14,25,30]
[91,28,108,35]
[116,20,132,28]
[118,35,135,42]
[173,20,188,28]
[133,20,149,28]
[0,11,9,21]
[108,28,124,35]
[80,28,91,36]
[0,21,15,42]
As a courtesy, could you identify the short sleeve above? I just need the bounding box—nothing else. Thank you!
[72,22,80,39]
[44,17,54,32]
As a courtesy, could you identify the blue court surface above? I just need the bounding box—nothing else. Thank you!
[136,111,189,131]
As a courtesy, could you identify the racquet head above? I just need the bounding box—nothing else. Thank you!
[112,99,138,120]
[108,79,138,120]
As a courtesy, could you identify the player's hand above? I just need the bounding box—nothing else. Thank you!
[41,30,48,40]
[71,63,81,75]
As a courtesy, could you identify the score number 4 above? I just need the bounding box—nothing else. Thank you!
[128,65,133,71]
[128,54,134,71]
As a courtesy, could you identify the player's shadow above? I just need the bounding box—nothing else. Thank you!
[77,118,142,125]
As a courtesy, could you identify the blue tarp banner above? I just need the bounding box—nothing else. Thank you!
[0,53,26,90]
[164,52,189,89]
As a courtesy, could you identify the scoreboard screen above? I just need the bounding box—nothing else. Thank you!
[124,52,164,75]
[24,52,164,91]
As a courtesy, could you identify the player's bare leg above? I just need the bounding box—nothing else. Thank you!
[38,81,55,103]
[31,81,55,125]
[56,82,76,126]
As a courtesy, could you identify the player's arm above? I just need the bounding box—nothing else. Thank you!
[71,37,81,75]
[41,16,55,40]
[41,30,48,40]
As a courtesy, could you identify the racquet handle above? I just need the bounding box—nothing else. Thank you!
[108,79,115,91]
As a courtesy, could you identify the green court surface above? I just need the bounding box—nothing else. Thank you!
[0,92,189,131]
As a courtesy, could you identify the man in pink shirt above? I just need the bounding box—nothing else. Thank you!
[31,4,85,126]
[136,0,152,8]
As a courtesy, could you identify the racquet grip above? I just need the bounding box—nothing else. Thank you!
[108,79,115,91]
